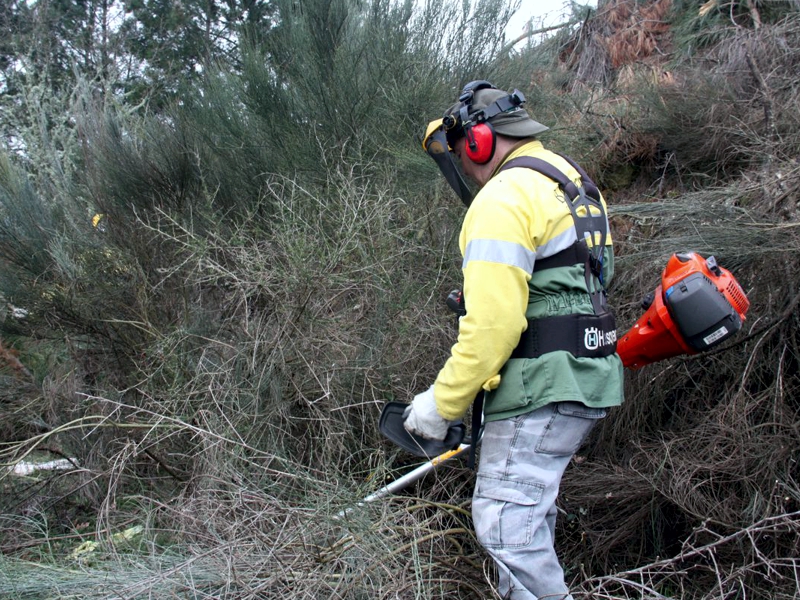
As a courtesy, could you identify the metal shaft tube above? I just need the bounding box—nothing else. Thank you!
[360,444,471,504]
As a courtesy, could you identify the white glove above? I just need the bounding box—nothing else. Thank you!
[403,385,452,441]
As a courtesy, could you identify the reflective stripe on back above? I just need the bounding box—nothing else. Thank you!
[463,239,535,272]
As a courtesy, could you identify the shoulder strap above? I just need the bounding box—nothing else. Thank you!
[499,155,607,268]
[498,154,610,314]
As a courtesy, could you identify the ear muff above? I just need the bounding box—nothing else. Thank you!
[465,121,496,164]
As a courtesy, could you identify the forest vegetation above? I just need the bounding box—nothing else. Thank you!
[1,0,799,598]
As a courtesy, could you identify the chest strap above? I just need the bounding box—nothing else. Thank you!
[532,240,590,273]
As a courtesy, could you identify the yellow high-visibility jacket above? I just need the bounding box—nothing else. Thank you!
[433,140,624,422]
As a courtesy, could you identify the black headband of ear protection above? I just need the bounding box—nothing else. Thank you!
[443,80,527,148]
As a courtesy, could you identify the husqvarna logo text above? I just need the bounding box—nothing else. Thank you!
[584,327,617,350]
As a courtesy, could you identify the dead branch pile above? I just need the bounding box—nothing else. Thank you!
[560,0,673,89]
[553,12,800,600]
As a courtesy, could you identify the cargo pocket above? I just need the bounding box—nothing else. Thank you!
[472,474,544,549]
[535,401,606,456]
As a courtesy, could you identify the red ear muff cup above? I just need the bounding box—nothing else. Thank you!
[465,122,496,164]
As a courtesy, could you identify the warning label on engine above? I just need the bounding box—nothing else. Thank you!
[703,326,729,347]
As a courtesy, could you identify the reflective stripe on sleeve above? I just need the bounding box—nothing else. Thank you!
[463,239,535,272]
[534,227,577,260]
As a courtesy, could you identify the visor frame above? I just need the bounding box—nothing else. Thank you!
[423,125,474,206]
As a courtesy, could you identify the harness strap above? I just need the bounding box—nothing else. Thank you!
[462,155,616,469]
[553,152,599,196]
[532,240,590,273]
[468,391,483,469]
[498,155,610,314]
[511,313,618,360]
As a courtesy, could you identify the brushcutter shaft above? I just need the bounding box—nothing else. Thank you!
[361,443,471,503]
[334,443,471,519]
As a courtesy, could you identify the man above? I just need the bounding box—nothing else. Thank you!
[404,81,624,600]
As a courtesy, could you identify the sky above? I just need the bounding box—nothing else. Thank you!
[505,0,599,42]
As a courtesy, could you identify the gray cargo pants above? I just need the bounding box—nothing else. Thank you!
[472,401,606,600]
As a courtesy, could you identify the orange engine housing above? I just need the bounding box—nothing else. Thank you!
[617,252,750,369]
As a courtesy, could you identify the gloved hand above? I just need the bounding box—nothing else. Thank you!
[403,385,453,441]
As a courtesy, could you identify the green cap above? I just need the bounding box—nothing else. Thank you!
[445,87,549,142]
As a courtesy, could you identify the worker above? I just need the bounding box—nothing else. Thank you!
[404,80,624,599]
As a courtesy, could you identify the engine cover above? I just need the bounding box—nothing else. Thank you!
[617,252,750,369]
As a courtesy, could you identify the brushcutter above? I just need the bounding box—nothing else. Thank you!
[375,251,750,496]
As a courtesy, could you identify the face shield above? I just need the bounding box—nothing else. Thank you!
[422,119,473,206]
